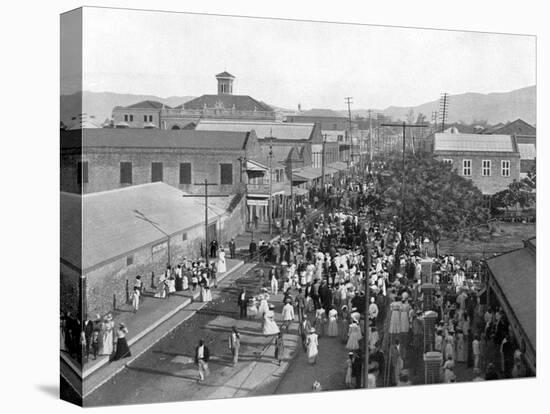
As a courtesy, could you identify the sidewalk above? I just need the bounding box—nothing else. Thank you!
[61,258,246,396]
[83,264,304,406]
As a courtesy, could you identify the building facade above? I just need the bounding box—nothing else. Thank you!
[60,128,264,196]
[111,72,279,130]
[433,132,521,194]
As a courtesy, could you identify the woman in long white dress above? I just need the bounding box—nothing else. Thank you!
[200,275,212,302]
[346,319,363,351]
[263,304,280,335]
[327,307,339,337]
[388,298,402,335]
[247,296,258,319]
[306,328,319,364]
[101,314,114,356]
[257,290,270,319]
[217,248,227,274]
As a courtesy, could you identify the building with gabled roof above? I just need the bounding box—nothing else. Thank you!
[60,128,264,196]
[60,182,238,317]
[433,131,520,194]
[111,72,279,130]
[485,238,536,375]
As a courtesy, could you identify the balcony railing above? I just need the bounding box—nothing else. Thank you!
[246,183,270,194]
[161,108,276,119]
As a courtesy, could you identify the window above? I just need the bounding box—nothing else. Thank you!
[337,135,343,142]
[182,233,188,242]
[501,160,511,177]
[442,159,453,165]
[126,255,134,266]
[120,162,132,184]
[151,162,163,182]
[220,163,233,185]
[462,159,472,176]
[149,115,153,122]
[179,163,191,184]
[124,114,128,122]
[129,114,134,122]
[77,161,88,184]
[482,160,491,176]
[143,115,147,122]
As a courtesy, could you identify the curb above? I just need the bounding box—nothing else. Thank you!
[81,261,250,398]
[62,260,246,396]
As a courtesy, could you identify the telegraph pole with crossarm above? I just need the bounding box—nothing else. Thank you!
[380,122,428,234]
[182,179,228,260]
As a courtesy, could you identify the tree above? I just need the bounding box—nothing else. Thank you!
[491,164,536,211]
[376,154,489,256]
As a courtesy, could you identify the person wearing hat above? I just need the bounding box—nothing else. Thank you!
[262,303,280,336]
[281,298,295,332]
[228,326,241,366]
[306,327,319,364]
[113,322,131,361]
[229,238,236,259]
[100,314,114,356]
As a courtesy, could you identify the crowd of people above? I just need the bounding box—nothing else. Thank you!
[62,171,532,389]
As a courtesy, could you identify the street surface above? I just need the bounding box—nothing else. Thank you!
[85,261,347,406]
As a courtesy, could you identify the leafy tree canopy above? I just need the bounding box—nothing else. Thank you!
[375,154,489,254]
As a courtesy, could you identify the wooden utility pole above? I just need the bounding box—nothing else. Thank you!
[439,93,449,132]
[345,97,354,170]
[381,122,427,234]
[321,133,327,198]
[182,179,227,259]
[368,109,373,164]
[267,133,274,237]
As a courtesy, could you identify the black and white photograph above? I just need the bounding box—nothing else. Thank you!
[4,1,548,413]
[57,5,539,407]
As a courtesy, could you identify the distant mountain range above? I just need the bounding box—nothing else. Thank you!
[345,85,536,126]
[60,91,195,126]
[61,85,535,128]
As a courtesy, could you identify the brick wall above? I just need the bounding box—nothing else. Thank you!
[435,152,520,194]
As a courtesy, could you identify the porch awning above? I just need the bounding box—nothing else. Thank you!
[328,161,348,171]
[292,166,322,181]
[246,159,268,171]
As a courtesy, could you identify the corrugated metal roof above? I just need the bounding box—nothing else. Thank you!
[434,133,516,152]
[61,183,228,271]
[486,242,536,353]
[195,120,314,141]
[60,128,251,150]
[518,143,536,160]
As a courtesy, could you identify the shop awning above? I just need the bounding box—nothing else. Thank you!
[246,159,268,171]
[328,161,349,171]
[292,166,322,181]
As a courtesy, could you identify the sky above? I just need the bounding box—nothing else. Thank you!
[62,6,536,110]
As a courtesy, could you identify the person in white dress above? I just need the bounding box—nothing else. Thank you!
[346,319,363,351]
[257,289,270,319]
[217,248,227,274]
[263,304,280,335]
[327,307,339,337]
[306,328,319,364]
[100,314,114,356]
[200,275,212,302]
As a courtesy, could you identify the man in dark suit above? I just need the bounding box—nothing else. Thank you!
[237,287,248,319]
[249,239,257,261]
[210,239,218,258]
[83,315,94,359]
[195,339,210,382]
[229,238,236,259]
